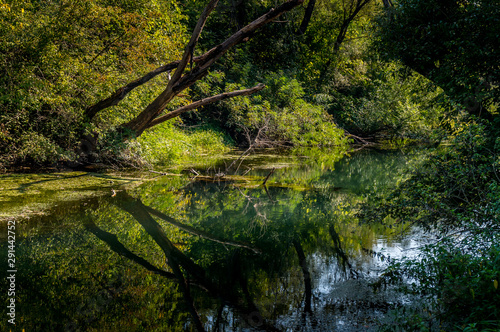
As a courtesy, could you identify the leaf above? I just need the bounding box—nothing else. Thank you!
[494,279,498,290]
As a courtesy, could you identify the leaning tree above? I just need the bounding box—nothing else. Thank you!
[80,0,305,153]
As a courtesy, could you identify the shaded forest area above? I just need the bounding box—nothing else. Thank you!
[1,0,460,168]
[1,0,499,330]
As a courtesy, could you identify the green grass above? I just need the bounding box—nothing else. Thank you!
[136,122,232,167]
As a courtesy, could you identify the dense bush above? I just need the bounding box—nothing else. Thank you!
[315,62,446,139]
[183,69,348,148]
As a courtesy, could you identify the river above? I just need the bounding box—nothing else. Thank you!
[0,148,430,331]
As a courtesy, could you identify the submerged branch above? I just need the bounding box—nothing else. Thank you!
[262,167,276,186]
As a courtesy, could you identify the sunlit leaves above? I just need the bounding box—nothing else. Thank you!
[0,0,187,164]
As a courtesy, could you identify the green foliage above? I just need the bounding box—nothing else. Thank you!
[375,0,500,111]
[0,0,476,169]
[181,0,392,145]
[362,118,500,329]
[317,61,446,139]
[0,0,187,165]
[366,1,500,326]
[85,120,231,168]
[186,70,348,148]
[380,233,500,331]
[293,0,378,88]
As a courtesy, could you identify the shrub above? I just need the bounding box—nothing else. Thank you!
[137,121,231,166]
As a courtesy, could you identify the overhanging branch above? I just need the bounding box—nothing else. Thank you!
[84,64,176,121]
[146,83,265,129]
[84,58,195,120]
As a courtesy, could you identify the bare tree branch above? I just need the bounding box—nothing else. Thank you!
[193,0,305,72]
[145,83,265,129]
[296,0,316,35]
[84,61,180,120]
[167,0,220,88]
[334,0,372,52]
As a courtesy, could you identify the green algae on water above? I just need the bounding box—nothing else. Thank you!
[0,172,148,221]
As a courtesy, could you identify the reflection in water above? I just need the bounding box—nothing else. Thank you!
[0,149,426,331]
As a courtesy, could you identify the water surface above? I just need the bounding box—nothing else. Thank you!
[1,148,427,331]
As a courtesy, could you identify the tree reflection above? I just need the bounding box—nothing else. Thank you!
[3,149,418,331]
[96,191,280,331]
[80,188,363,331]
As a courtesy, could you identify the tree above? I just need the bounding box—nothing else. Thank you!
[376,0,500,118]
[0,0,305,165]
[0,0,188,165]
[290,0,376,89]
[86,0,305,140]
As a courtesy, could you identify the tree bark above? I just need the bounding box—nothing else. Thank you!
[382,0,393,8]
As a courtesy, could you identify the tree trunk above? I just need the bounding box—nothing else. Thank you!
[296,0,316,35]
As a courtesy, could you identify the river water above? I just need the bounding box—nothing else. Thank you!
[1,148,430,331]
